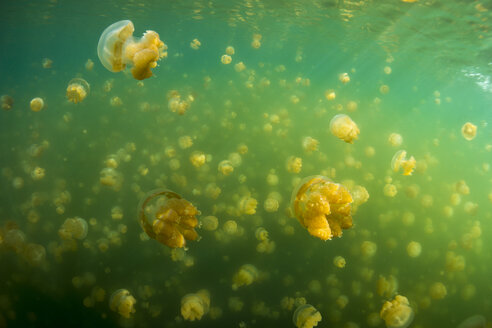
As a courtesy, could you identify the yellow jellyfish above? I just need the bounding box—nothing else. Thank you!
[221,54,232,64]
[138,189,200,248]
[461,122,477,141]
[97,20,167,80]
[429,282,447,300]
[391,150,416,176]
[201,216,218,231]
[30,97,44,112]
[109,289,136,318]
[180,289,210,321]
[292,304,322,328]
[58,217,88,240]
[380,295,414,328]
[406,241,422,258]
[291,176,353,241]
[333,255,346,268]
[232,264,259,290]
[66,78,90,104]
[1,95,13,110]
[329,114,360,143]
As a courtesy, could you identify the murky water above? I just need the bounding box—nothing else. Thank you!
[0,1,491,327]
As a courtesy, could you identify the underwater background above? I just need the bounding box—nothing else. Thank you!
[0,0,491,327]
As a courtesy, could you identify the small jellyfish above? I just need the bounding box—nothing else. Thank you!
[218,160,234,175]
[291,176,353,241]
[30,97,44,112]
[180,289,210,321]
[1,95,14,110]
[461,122,477,141]
[201,216,218,231]
[329,114,360,143]
[232,264,259,290]
[85,59,94,70]
[221,54,232,64]
[109,289,136,318]
[406,241,421,258]
[23,243,46,266]
[380,295,414,328]
[42,58,53,68]
[190,38,201,50]
[138,189,200,248]
[58,217,88,240]
[429,282,447,300]
[97,20,167,80]
[388,133,403,147]
[333,255,346,268]
[292,304,322,328]
[391,150,416,176]
[66,78,90,104]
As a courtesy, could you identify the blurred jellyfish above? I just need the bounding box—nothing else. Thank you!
[429,282,447,300]
[42,58,53,68]
[58,217,88,240]
[221,54,232,64]
[97,20,167,80]
[388,133,403,147]
[190,38,201,50]
[23,243,46,266]
[339,72,350,84]
[292,304,322,328]
[380,295,414,328]
[291,176,353,241]
[85,59,94,70]
[333,255,346,268]
[232,264,259,290]
[109,289,136,318]
[180,289,210,321]
[66,78,90,104]
[201,216,218,231]
[330,114,360,143]
[287,156,303,173]
[461,122,477,141]
[30,97,44,112]
[1,95,13,110]
[406,241,422,258]
[391,150,416,176]
[457,315,486,328]
[138,189,200,248]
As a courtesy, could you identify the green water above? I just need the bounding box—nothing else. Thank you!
[0,0,491,327]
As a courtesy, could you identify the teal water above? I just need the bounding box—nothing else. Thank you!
[1,0,491,327]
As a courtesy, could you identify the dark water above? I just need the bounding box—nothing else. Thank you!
[0,0,491,327]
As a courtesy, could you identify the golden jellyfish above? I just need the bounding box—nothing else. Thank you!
[42,58,53,68]
[380,295,414,328]
[201,216,218,231]
[1,95,13,110]
[287,156,303,173]
[225,46,235,55]
[235,61,246,72]
[66,78,90,104]
[388,133,403,147]
[333,255,346,268]
[377,275,398,298]
[181,289,210,321]
[232,264,259,290]
[97,20,167,80]
[292,304,322,328]
[429,282,447,300]
[23,243,46,266]
[339,72,350,84]
[221,54,232,64]
[461,122,477,141]
[391,150,416,176]
[109,289,136,318]
[58,217,88,240]
[406,241,422,258]
[139,189,200,248]
[291,176,353,241]
[85,58,94,71]
[302,137,319,153]
[190,38,201,50]
[30,97,44,112]
[329,114,360,143]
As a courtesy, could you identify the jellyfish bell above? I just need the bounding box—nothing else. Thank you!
[97,20,166,80]
[138,189,200,248]
[66,78,90,104]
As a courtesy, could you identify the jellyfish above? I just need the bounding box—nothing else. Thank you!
[30,97,44,112]
[58,217,88,240]
[97,20,167,80]
[180,289,210,321]
[291,176,353,241]
[1,95,13,110]
[138,189,200,248]
[109,289,136,318]
[429,282,447,300]
[232,264,259,290]
[66,78,90,104]
[201,216,218,231]
[406,241,422,258]
[292,304,322,328]
[329,114,360,143]
[457,315,486,328]
[461,122,477,141]
[391,150,416,176]
[380,295,414,328]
